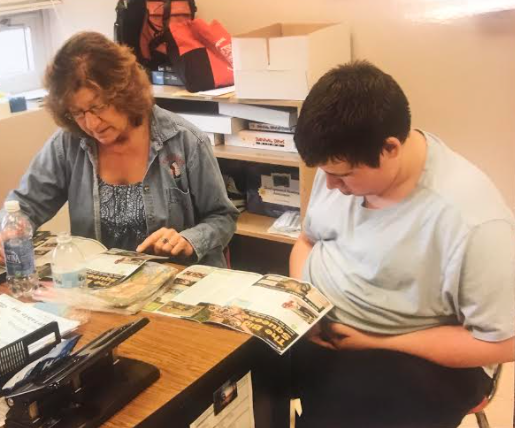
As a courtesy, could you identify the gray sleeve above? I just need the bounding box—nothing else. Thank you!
[5,131,68,230]
[457,219,515,342]
[179,136,239,261]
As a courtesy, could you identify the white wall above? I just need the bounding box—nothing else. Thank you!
[0,109,69,232]
[48,0,117,50]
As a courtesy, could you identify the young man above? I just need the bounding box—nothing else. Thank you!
[290,61,515,428]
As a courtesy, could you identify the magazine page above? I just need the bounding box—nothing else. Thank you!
[83,249,167,289]
[144,266,334,354]
[144,265,216,312]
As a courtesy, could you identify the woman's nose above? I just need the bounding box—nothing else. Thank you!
[84,111,101,130]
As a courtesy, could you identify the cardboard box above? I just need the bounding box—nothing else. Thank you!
[225,130,297,153]
[232,22,351,100]
[177,113,245,134]
[218,103,297,127]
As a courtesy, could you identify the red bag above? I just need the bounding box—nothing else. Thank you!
[140,0,233,92]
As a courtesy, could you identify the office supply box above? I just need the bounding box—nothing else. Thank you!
[232,22,351,100]
[246,164,300,218]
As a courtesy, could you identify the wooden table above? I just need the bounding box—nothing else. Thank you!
[1,269,291,428]
[81,311,250,427]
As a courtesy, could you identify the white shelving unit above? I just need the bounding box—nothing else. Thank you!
[153,85,316,246]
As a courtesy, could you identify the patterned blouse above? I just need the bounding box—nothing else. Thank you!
[98,177,147,251]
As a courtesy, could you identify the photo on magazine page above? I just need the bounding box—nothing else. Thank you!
[191,303,298,354]
[253,274,331,313]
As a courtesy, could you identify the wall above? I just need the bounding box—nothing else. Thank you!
[195,0,515,209]
[48,0,118,49]
[0,109,69,231]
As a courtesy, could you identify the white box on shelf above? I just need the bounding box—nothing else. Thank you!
[225,130,297,153]
[232,22,351,100]
[206,133,224,146]
[218,103,297,127]
[177,112,245,134]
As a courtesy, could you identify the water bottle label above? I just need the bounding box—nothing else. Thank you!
[53,269,86,289]
[4,240,35,277]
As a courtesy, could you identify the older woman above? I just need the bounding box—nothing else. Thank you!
[1,31,238,267]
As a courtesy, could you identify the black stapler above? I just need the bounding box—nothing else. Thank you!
[4,317,160,428]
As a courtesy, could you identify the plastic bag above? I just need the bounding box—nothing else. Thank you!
[33,262,178,315]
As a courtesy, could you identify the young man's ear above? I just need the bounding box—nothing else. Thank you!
[382,137,402,159]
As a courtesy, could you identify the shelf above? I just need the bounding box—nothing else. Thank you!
[236,212,296,245]
[212,144,300,167]
[153,85,302,109]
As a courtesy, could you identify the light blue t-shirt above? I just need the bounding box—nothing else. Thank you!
[303,131,515,345]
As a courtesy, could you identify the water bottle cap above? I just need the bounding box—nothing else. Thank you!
[4,200,20,213]
[56,231,72,244]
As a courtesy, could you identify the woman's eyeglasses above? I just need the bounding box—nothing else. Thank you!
[66,102,109,122]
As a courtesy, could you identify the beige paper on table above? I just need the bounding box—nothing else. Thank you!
[0,398,8,427]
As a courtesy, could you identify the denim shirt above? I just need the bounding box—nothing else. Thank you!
[6,105,239,267]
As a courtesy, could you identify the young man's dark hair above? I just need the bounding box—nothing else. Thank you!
[294,60,411,167]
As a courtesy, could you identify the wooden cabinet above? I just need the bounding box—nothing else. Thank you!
[153,85,316,271]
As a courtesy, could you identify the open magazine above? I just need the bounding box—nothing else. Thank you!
[30,232,168,289]
[144,265,334,354]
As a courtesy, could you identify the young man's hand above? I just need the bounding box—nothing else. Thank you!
[308,321,385,351]
[324,323,384,350]
[306,322,337,350]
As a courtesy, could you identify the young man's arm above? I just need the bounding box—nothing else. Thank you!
[319,323,514,368]
[289,232,314,279]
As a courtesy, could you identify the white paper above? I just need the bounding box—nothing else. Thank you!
[0,294,79,352]
[196,86,235,97]
[190,372,255,428]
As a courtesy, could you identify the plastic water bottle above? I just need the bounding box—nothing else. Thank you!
[1,200,38,297]
[51,232,86,289]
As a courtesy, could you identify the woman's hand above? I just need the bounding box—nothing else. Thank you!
[136,227,194,258]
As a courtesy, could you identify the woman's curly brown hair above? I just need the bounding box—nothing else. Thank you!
[44,31,154,135]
